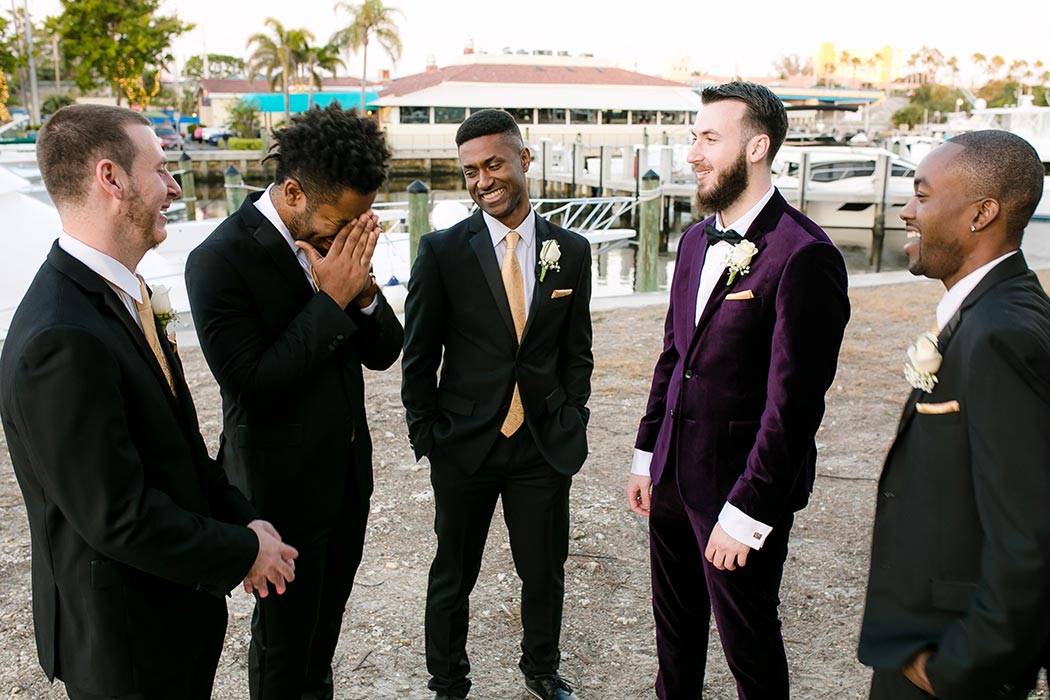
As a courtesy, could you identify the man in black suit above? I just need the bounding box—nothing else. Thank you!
[858,130,1050,699]
[401,109,593,700]
[0,104,296,700]
[185,103,403,700]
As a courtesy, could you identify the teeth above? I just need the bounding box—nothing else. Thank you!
[907,231,920,239]
[482,188,505,200]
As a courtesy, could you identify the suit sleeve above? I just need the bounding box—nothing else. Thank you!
[557,236,593,420]
[8,326,258,593]
[726,242,850,524]
[925,326,1050,698]
[186,244,362,412]
[400,235,445,460]
[346,290,404,371]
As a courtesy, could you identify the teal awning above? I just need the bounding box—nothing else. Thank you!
[243,91,378,113]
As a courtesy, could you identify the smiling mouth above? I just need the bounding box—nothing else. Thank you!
[906,229,921,239]
[481,187,506,201]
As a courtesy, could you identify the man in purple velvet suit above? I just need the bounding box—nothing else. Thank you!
[626,82,851,699]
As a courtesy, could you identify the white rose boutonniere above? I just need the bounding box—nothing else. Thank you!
[538,238,562,283]
[723,240,758,286]
[151,285,179,332]
[903,331,941,392]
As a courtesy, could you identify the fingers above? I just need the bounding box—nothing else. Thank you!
[294,240,322,268]
[625,476,652,517]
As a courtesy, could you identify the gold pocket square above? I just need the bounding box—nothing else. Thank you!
[551,289,573,299]
[725,290,754,301]
[915,400,960,415]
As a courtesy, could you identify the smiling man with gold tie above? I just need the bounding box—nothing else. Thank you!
[401,109,593,700]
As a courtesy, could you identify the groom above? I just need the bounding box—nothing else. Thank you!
[626,82,850,699]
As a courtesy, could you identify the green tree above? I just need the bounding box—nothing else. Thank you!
[771,53,811,81]
[332,0,402,114]
[184,53,246,81]
[228,97,261,138]
[50,0,192,107]
[892,103,927,129]
[298,42,345,108]
[40,92,73,116]
[247,18,312,124]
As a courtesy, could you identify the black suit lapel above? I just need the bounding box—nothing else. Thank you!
[240,192,315,302]
[467,211,517,340]
[520,216,553,344]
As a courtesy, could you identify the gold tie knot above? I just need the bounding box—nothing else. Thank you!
[505,230,520,251]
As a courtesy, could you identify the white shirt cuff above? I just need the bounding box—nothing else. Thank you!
[718,502,772,550]
[630,449,653,477]
[358,295,379,316]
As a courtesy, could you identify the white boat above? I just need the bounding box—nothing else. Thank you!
[771,145,917,230]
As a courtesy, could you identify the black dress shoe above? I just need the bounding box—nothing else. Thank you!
[524,674,580,700]
[434,694,467,700]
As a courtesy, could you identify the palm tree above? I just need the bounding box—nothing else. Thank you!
[299,42,346,108]
[332,0,403,115]
[246,18,314,124]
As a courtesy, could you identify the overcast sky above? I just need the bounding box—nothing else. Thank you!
[28,0,1049,81]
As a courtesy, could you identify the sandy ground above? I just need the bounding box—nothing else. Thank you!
[2,272,1049,700]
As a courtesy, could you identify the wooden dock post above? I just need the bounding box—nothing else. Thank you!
[178,151,197,221]
[407,179,430,265]
[224,165,245,214]
[869,153,892,271]
[637,169,661,293]
[798,151,811,216]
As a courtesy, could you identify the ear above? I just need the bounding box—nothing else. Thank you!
[95,158,126,201]
[520,145,531,173]
[747,134,770,165]
[971,197,1000,232]
[280,179,306,209]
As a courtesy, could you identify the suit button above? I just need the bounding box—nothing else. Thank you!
[669,409,675,418]
[883,491,894,498]
[684,370,693,379]
[335,334,345,341]
[328,344,336,352]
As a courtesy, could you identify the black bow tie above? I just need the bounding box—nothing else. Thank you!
[705,224,744,247]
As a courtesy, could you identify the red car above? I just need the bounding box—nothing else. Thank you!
[153,126,183,150]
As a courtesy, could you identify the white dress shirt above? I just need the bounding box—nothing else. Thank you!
[255,184,377,315]
[936,250,1017,331]
[631,185,777,549]
[59,232,145,330]
[484,208,537,316]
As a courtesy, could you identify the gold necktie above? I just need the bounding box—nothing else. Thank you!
[136,276,176,395]
[500,231,526,437]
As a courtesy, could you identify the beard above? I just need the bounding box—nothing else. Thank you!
[286,203,329,254]
[121,184,165,253]
[692,149,750,219]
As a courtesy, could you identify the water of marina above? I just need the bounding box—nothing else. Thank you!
[186,181,1050,298]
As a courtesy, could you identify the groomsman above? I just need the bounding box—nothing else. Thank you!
[627,82,850,699]
[859,130,1050,700]
[1,104,295,700]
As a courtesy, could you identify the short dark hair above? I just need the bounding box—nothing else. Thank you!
[267,102,391,203]
[36,104,151,206]
[455,109,523,148]
[701,81,789,163]
[947,130,1045,240]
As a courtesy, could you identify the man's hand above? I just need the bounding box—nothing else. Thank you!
[244,519,298,598]
[297,212,379,308]
[902,649,934,695]
[705,522,751,570]
[626,474,653,517]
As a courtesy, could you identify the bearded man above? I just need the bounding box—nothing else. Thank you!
[625,82,851,700]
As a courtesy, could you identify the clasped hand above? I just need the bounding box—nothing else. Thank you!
[244,519,298,598]
[296,212,380,308]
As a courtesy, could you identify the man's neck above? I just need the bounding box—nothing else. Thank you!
[719,173,773,227]
[59,210,142,273]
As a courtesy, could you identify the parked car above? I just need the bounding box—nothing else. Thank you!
[154,126,182,150]
[200,124,234,146]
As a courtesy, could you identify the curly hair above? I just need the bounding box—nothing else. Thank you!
[455,108,523,148]
[947,130,1045,241]
[267,102,391,203]
[701,81,789,163]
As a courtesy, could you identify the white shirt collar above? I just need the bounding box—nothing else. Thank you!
[936,250,1018,331]
[58,232,143,303]
[485,209,537,249]
[254,184,299,256]
[717,185,776,237]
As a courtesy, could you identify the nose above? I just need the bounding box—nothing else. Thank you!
[166,170,182,200]
[477,168,493,190]
[900,196,916,222]
[686,140,703,166]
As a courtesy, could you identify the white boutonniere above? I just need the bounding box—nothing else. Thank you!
[903,331,941,392]
[538,238,562,283]
[151,285,179,332]
[723,240,758,286]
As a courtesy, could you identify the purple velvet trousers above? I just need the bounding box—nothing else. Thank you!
[649,474,793,700]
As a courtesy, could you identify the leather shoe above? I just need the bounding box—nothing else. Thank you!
[434,695,466,700]
[524,674,580,700]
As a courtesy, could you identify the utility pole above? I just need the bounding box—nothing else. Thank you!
[22,0,40,124]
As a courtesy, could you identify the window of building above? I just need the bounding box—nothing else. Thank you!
[504,107,534,124]
[400,106,430,124]
[659,111,689,125]
[570,109,597,124]
[434,107,467,124]
[632,110,657,125]
[601,110,628,125]
[538,108,567,124]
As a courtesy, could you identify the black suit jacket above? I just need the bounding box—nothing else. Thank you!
[185,193,404,537]
[858,252,1050,699]
[401,210,593,475]
[0,243,259,696]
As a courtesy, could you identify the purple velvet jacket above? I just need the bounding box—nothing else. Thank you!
[635,190,850,524]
